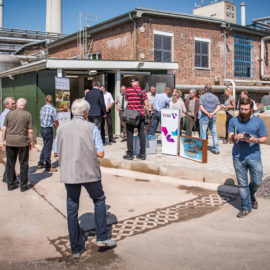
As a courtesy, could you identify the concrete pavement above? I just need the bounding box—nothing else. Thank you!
[97,135,270,185]
[0,147,270,269]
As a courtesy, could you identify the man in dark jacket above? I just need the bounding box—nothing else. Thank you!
[84,81,106,130]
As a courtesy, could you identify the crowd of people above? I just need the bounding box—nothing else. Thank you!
[0,78,267,257]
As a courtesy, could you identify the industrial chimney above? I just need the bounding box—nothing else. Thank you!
[0,0,3,28]
[241,2,246,26]
[46,0,62,33]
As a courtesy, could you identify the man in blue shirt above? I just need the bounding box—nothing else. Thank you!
[150,87,171,136]
[228,97,267,218]
[199,83,221,154]
[0,97,15,183]
[38,95,59,172]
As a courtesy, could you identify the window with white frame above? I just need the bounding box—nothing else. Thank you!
[154,31,173,62]
[194,38,210,69]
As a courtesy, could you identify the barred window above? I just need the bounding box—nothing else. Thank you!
[154,34,172,62]
[234,35,253,78]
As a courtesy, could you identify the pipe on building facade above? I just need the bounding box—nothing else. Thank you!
[176,85,270,92]
[129,12,136,60]
[225,79,236,100]
[261,36,270,80]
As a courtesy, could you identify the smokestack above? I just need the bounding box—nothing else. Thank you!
[0,0,3,28]
[241,2,246,26]
[46,0,62,33]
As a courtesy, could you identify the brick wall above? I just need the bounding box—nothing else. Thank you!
[48,14,270,86]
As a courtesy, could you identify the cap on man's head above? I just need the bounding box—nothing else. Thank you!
[131,77,139,82]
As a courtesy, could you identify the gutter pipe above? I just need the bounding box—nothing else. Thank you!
[129,12,136,60]
[176,85,270,92]
[261,36,270,80]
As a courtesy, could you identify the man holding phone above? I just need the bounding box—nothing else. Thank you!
[228,97,267,218]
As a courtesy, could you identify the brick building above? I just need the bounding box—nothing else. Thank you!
[47,7,270,98]
[1,6,270,135]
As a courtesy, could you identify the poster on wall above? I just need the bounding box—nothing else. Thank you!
[179,136,208,163]
[161,109,180,156]
[55,77,71,123]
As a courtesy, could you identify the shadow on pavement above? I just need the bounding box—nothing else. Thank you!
[28,166,53,186]
[79,205,118,242]
[217,186,241,211]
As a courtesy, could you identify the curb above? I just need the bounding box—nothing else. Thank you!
[99,157,237,186]
[101,167,239,195]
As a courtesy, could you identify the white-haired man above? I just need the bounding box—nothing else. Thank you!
[57,99,116,259]
[2,98,34,192]
[0,97,16,183]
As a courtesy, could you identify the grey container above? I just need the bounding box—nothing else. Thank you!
[133,135,157,155]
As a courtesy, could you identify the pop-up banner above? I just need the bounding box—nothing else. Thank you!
[161,109,180,155]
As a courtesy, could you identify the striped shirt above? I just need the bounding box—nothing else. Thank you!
[126,86,147,116]
[40,104,58,127]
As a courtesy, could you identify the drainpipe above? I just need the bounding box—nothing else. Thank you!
[224,27,227,82]
[261,36,270,80]
[129,13,136,60]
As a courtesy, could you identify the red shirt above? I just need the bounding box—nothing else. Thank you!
[126,86,148,116]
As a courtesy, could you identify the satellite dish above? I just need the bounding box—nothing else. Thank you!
[261,95,270,106]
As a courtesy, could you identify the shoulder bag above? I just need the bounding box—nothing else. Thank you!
[122,89,143,126]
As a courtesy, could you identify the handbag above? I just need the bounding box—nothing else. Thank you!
[122,89,143,126]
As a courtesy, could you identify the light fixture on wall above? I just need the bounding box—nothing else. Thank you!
[8,74,15,80]
[138,62,144,68]
[88,70,97,75]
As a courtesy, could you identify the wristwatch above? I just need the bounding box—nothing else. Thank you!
[255,138,259,144]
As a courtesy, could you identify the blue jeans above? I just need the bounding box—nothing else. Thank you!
[38,127,53,169]
[199,114,219,153]
[65,181,108,254]
[233,157,263,211]
[150,111,161,136]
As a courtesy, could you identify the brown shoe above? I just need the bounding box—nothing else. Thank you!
[45,167,57,172]
[38,164,46,169]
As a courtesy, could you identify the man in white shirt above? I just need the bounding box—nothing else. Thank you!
[100,85,116,143]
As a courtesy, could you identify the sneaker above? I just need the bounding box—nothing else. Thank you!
[109,138,116,143]
[121,138,127,142]
[96,239,116,247]
[213,151,220,155]
[38,164,46,169]
[136,154,146,160]
[45,167,57,172]
[252,200,258,209]
[123,154,133,160]
[237,209,252,218]
[72,246,86,259]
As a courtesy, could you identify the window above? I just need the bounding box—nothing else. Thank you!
[234,35,253,78]
[89,51,102,60]
[195,39,210,68]
[154,33,172,62]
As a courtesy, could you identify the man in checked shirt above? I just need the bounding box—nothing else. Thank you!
[38,95,59,172]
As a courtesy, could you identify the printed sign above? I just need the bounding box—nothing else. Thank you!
[161,109,180,155]
[57,112,71,125]
[55,77,70,90]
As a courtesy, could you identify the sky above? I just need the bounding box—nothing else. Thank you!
[3,0,270,34]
